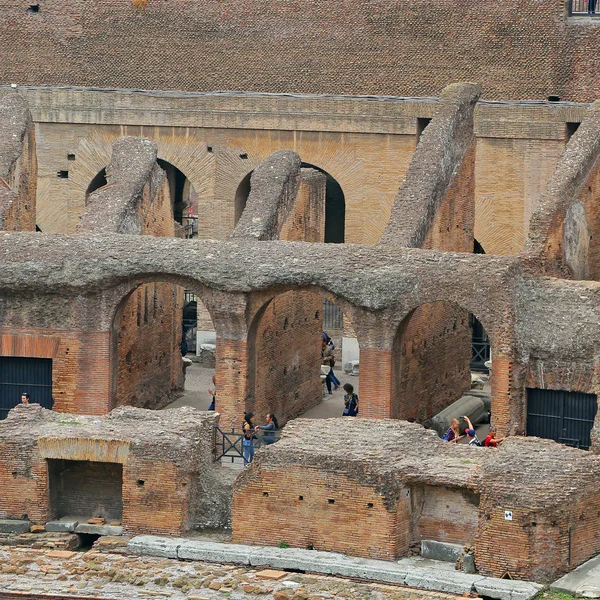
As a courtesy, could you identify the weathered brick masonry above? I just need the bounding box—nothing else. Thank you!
[0,405,231,535]
[232,419,600,582]
[0,1,598,102]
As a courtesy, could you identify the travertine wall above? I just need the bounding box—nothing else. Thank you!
[0,1,599,102]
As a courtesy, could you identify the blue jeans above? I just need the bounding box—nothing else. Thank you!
[243,440,254,465]
[325,369,340,393]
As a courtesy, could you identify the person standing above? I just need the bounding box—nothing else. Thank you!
[321,339,339,394]
[207,375,216,411]
[442,418,464,443]
[589,0,596,15]
[20,392,30,404]
[483,426,505,447]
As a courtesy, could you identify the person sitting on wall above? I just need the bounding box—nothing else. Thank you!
[255,413,279,444]
[483,425,505,447]
[208,375,216,411]
[442,418,464,443]
[463,416,481,446]
[342,383,359,416]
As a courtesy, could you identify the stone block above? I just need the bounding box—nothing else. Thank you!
[404,569,478,595]
[0,519,31,534]
[128,535,184,559]
[462,553,476,574]
[75,523,123,536]
[474,577,544,600]
[46,520,79,533]
[421,539,463,563]
[178,540,252,564]
[198,344,216,368]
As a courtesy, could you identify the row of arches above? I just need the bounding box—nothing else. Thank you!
[87,159,347,243]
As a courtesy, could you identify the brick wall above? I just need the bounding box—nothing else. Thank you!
[392,303,472,422]
[1,1,598,102]
[0,330,112,415]
[250,291,323,426]
[232,466,411,560]
[47,459,123,521]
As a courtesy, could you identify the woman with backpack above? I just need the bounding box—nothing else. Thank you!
[342,383,359,416]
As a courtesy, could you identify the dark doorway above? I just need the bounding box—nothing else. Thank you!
[0,357,53,419]
[86,167,107,199]
[301,163,345,243]
[526,388,597,450]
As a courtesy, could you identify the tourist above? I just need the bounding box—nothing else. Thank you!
[20,392,30,404]
[321,339,339,394]
[342,383,359,416]
[208,375,216,411]
[462,416,481,446]
[242,411,254,432]
[589,0,596,15]
[255,413,279,445]
[407,417,416,423]
[242,428,255,466]
[483,426,505,447]
[442,418,463,443]
[423,420,432,430]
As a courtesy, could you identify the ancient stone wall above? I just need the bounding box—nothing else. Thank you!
[78,136,184,411]
[233,419,600,582]
[0,92,36,232]
[1,1,599,102]
[0,406,227,535]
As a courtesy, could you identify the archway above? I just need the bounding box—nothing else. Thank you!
[233,162,346,243]
[86,160,199,236]
[247,290,356,427]
[392,301,491,425]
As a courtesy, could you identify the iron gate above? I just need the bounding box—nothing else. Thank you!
[0,357,53,419]
[526,388,597,450]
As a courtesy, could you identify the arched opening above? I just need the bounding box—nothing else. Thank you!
[233,162,346,243]
[85,160,199,237]
[247,290,356,428]
[111,281,217,412]
[392,301,491,429]
[86,167,107,199]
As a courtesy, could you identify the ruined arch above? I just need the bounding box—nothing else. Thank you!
[233,162,346,242]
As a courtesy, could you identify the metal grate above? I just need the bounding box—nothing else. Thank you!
[0,357,53,419]
[322,299,343,330]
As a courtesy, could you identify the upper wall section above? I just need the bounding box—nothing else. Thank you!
[0,0,599,102]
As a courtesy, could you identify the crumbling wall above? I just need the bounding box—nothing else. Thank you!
[0,91,36,232]
[524,100,600,278]
[0,406,225,535]
[79,136,183,410]
[232,150,301,241]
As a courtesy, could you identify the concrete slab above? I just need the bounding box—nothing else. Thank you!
[75,523,123,536]
[45,520,78,533]
[404,569,479,595]
[178,540,252,564]
[421,539,463,563]
[474,577,544,600]
[0,519,32,534]
[128,535,184,559]
[552,554,600,597]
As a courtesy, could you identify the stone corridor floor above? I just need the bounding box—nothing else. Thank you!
[0,544,457,600]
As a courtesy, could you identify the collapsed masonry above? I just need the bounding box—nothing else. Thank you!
[0,85,600,582]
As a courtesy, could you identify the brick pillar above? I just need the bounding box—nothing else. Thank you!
[215,337,250,429]
[490,353,524,435]
[359,348,395,418]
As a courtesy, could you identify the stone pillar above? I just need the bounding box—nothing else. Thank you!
[489,353,524,435]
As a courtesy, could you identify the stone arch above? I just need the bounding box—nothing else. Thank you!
[246,286,359,426]
[233,162,346,242]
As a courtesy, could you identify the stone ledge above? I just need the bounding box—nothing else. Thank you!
[127,535,545,600]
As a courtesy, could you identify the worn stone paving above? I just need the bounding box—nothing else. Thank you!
[0,545,458,600]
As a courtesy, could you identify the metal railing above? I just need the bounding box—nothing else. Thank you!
[213,426,280,463]
[570,0,598,15]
